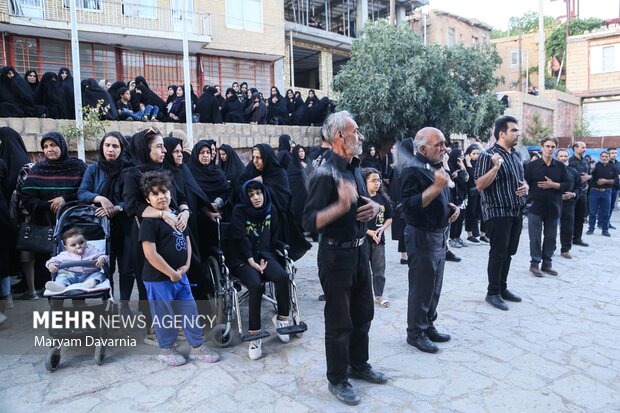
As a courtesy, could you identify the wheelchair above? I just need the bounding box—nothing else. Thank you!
[206,220,307,347]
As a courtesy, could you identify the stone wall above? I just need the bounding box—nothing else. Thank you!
[0,118,322,162]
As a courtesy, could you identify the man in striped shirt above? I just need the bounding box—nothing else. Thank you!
[475,116,529,311]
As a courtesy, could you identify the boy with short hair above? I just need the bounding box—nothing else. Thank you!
[45,227,108,293]
[116,87,159,121]
[139,171,219,366]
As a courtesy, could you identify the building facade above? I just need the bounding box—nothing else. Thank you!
[491,32,541,93]
[409,8,492,48]
[566,27,620,138]
[0,0,285,99]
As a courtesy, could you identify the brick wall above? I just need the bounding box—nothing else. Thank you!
[0,118,321,161]
[567,30,620,95]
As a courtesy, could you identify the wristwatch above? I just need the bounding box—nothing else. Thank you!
[117,205,124,212]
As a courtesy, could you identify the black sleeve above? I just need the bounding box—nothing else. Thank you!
[400,167,426,213]
[383,194,393,220]
[558,164,570,193]
[122,169,148,218]
[574,170,584,198]
[230,206,253,261]
[138,218,158,243]
[302,171,336,234]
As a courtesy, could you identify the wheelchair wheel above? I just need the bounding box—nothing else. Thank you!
[208,324,233,348]
[94,345,106,365]
[45,347,61,372]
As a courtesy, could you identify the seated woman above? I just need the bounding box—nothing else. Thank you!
[229,180,291,360]
[0,66,46,118]
[267,87,289,125]
[78,132,134,309]
[221,87,245,123]
[20,132,87,291]
[24,70,39,94]
[167,85,187,123]
[35,72,70,120]
[81,78,117,120]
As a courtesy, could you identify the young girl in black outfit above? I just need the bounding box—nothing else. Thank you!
[229,179,291,360]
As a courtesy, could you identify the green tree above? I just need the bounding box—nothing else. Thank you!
[332,21,504,144]
[491,12,559,39]
[572,115,591,139]
[521,113,552,146]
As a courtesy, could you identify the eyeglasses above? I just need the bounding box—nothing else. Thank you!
[145,126,160,136]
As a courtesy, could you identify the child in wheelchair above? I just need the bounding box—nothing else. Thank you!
[229,179,291,360]
[45,227,108,293]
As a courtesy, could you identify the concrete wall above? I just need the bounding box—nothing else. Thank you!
[0,118,322,161]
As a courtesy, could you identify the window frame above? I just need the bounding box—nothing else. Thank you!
[122,0,158,19]
[225,0,263,32]
[62,0,103,12]
[602,45,615,73]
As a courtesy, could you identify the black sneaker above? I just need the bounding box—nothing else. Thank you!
[479,236,490,243]
[467,236,480,244]
[586,230,594,235]
[400,258,408,265]
[328,381,361,406]
[348,367,389,384]
[609,224,616,230]
[602,231,611,237]
[318,294,325,301]
[446,250,461,262]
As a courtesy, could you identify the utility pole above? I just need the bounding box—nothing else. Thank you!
[69,0,84,160]
[182,0,193,146]
[538,0,545,92]
[390,0,395,26]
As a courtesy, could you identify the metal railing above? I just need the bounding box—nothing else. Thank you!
[8,0,212,36]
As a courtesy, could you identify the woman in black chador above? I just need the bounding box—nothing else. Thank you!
[267,87,289,125]
[287,145,314,231]
[24,70,39,94]
[81,78,118,120]
[196,86,223,123]
[0,66,46,118]
[361,145,384,171]
[221,87,245,123]
[135,76,166,120]
[35,72,70,120]
[58,67,75,119]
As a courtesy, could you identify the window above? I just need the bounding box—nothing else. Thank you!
[226,0,263,31]
[448,28,455,46]
[9,0,44,18]
[122,0,157,18]
[510,50,520,67]
[602,46,615,73]
[62,0,101,10]
[472,36,479,46]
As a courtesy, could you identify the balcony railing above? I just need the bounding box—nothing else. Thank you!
[8,0,212,36]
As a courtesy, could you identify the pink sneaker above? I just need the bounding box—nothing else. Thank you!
[158,347,187,366]
[189,344,220,363]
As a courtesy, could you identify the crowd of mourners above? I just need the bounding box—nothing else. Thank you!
[0,66,335,126]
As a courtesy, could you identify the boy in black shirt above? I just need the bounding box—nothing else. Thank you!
[116,87,159,121]
[363,168,393,308]
[139,171,220,366]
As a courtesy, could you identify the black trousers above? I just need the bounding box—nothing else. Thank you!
[485,216,522,296]
[110,215,135,301]
[573,195,587,242]
[318,243,374,385]
[131,221,151,324]
[449,210,465,239]
[404,225,446,339]
[231,257,290,331]
[560,200,576,253]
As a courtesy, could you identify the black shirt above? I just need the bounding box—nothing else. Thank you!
[400,153,451,231]
[116,99,132,112]
[568,154,590,176]
[591,162,618,190]
[367,193,393,244]
[139,217,189,282]
[564,165,584,202]
[228,204,279,267]
[609,159,620,190]
[524,158,570,218]
[303,152,369,241]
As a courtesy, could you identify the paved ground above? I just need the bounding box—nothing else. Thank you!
[1,215,619,412]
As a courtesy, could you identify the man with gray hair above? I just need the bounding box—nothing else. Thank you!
[303,111,388,406]
[400,127,459,353]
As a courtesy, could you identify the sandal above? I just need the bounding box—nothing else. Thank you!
[375,296,390,308]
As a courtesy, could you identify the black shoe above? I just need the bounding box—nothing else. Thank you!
[407,333,438,353]
[597,223,602,229]
[541,265,558,276]
[479,236,490,243]
[467,236,480,244]
[328,381,361,406]
[348,367,389,384]
[609,224,617,230]
[573,239,589,247]
[586,230,594,235]
[400,258,408,265]
[485,294,509,311]
[446,251,461,262]
[318,294,325,301]
[529,265,544,277]
[602,231,611,237]
[501,289,522,302]
[426,326,451,342]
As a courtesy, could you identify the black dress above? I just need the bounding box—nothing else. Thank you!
[35,72,70,120]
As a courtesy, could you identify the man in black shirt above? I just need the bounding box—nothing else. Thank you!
[524,137,569,276]
[556,149,583,259]
[587,151,617,237]
[607,148,619,229]
[401,127,459,353]
[475,116,529,311]
[568,141,591,246]
[303,111,386,406]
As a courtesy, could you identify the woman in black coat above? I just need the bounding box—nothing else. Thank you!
[35,72,70,120]
[219,143,245,191]
[20,132,87,289]
[81,78,118,120]
[196,86,223,124]
[361,145,383,170]
[167,85,187,122]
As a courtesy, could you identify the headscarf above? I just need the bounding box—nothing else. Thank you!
[189,140,231,200]
[0,66,45,117]
[29,132,85,177]
[169,86,185,116]
[448,148,464,173]
[135,76,166,113]
[238,179,272,223]
[163,137,211,208]
[166,85,178,106]
[219,144,244,187]
[0,127,30,199]
[98,132,131,201]
[277,134,292,170]
[24,70,39,93]
[35,72,70,120]
[107,81,128,104]
[81,78,118,120]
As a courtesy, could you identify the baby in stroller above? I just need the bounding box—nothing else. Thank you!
[45,227,108,292]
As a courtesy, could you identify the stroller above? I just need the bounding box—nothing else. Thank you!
[43,202,114,372]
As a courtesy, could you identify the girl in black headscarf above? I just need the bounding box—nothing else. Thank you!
[81,78,118,120]
[24,70,39,94]
[58,67,75,119]
[165,85,178,114]
[189,140,231,215]
[221,87,245,123]
[122,128,190,340]
[35,72,70,120]
[167,85,187,122]
[447,148,469,248]
[135,76,166,120]
[127,80,143,112]
[305,89,320,125]
[276,134,292,170]
[391,137,414,264]
[0,67,46,118]
[286,89,308,126]
[244,91,267,124]
[20,132,87,289]
[78,132,134,306]
[287,145,314,231]
[218,144,245,192]
[240,144,310,261]
[267,86,289,125]
[361,145,383,171]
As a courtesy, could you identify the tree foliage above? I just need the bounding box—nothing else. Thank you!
[332,21,504,144]
[545,17,604,62]
[491,12,560,39]
[521,113,552,146]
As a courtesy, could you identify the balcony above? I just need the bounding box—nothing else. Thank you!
[5,0,212,52]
